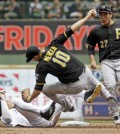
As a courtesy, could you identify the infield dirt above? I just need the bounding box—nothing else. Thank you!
[0,121,120,134]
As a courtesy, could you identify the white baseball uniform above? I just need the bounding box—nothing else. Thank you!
[1,98,62,127]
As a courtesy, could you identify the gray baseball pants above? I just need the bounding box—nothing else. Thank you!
[42,66,118,117]
[101,59,120,117]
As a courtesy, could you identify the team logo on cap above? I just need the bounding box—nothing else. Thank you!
[102,6,105,9]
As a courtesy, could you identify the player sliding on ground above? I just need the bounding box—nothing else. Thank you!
[0,90,62,127]
[22,9,120,125]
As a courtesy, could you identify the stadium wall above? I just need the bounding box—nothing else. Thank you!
[0,65,120,120]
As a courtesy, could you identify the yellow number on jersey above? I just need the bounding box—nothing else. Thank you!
[116,28,120,39]
[53,51,70,67]
[100,40,108,48]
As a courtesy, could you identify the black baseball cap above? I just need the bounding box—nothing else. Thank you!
[26,46,40,63]
[97,4,112,14]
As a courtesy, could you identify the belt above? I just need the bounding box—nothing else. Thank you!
[73,67,86,82]
[107,57,120,60]
[83,66,86,73]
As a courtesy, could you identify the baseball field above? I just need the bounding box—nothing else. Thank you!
[0,120,120,134]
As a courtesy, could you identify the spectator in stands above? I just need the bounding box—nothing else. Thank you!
[0,1,4,18]
[29,0,44,19]
[4,0,20,19]
[47,0,63,19]
[109,0,120,18]
[67,0,83,19]
[117,0,120,17]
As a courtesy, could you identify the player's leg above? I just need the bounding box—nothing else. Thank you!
[42,83,76,112]
[40,101,56,120]
[101,60,120,124]
[101,60,117,101]
[70,91,86,121]
[80,66,111,102]
[50,103,62,126]
[13,98,56,120]
[15,102,62,127]
[42,66,102,112]
[114,59,120,94]
[85,64,120,124]
[13,98,41,113]
[14,98,58,121]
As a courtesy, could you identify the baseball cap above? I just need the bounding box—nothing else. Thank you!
[97,4,112,14]
[26,46,40,63]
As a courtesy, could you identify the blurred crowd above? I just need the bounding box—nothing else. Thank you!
[0,0,120,20]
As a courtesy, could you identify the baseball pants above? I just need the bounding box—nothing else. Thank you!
[13,98,62,127]
[101,59,120,117]
[42,66,112,112]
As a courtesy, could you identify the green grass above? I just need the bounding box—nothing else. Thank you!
[0,54,100,65]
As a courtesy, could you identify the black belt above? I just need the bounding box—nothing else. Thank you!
[72,67,86,83]
[107,57,120,60]
[83,66,86,73]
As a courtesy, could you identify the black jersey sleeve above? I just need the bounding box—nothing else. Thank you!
[86,29,97,55]
[34,65,48,91]
[51,27,74,45]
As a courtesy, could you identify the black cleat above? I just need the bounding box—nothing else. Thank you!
[40,102,56,120]
[69,106,75,112]
[84,89,94,101]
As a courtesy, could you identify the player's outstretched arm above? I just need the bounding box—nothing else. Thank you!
[71,9,96,32]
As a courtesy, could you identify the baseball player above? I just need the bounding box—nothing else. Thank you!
[22,9,119,124]
[0,91,62,127]
[86,4,120,124]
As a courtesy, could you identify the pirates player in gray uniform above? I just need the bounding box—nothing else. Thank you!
[86,4,120,124]
[22,9,120,124]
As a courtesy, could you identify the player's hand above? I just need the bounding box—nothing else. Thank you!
[90,61,97,69]
[21,88,31,103]
[86,9,97,19]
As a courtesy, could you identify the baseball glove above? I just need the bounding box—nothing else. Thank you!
[21,88,31,102]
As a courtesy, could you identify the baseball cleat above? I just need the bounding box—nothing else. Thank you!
[87,85,101,103]
[40,102,56,120]
[69,106,76,112]
[113,116,120,125]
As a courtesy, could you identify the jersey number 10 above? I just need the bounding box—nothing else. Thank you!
[53,51,70,67]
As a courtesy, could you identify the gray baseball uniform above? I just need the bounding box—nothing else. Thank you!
[42,66,119,117]
[86,5,120,119]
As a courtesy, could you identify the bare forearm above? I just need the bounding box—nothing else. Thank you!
[71,9,96,32]
[71,16,89,32]
[29,89,41,102]
[89,54,97,69]
[89,55,96,62]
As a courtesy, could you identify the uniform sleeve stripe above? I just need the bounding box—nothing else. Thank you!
[36,83,45,85]
[64,31,68,39]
